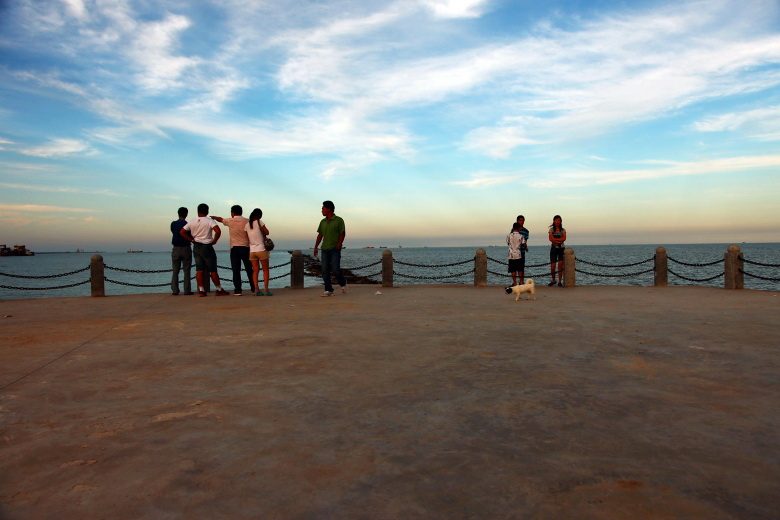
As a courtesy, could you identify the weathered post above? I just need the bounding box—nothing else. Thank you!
[90,254,105,297]
[654,247,668,286]
[382,250,393,287]
[474,248,487,287]
[724,245,744,290]
[563,248,575,288]
[291,250,304,289]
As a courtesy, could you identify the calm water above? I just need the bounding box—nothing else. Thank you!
[1,243,778,300]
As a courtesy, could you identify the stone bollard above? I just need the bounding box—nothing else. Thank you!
[382,250,394,287]
[563,248,576,288]
[724,245,744,290]
[291,250,305,289]
[654,247,668,286]
[90,254,105,297]
[474,248,487,287]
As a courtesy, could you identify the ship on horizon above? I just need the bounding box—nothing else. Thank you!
[0,244,34,256]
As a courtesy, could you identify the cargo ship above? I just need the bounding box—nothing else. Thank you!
[0,244,35,256]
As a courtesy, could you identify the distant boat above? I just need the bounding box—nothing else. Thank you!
[0,244,34,256]
[127,249,144,253]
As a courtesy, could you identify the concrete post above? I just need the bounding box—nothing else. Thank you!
[724,245,744,290]
[90,254,105,297]
[382,250,393,288]
[474,248,487,287]
[291,250,304,289]
[654,247,668,286]
[563,248,576,288]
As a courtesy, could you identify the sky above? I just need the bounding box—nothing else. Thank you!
[1,0,779,252]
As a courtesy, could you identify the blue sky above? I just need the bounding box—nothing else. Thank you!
[1,0,779,251]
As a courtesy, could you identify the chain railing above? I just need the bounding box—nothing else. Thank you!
[101,261,293,288]
[577,257,654,268]
[0,266,91,291]
[486,255,549,280]
[2,246,777,296]
[392,258,474,282]
[664,254,724,283]
[740,258,780,282]
[572,255,655,281]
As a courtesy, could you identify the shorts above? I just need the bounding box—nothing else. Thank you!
[508,257,525,273]
[550,247,564,263]
[250,251,270,261]
[193,242,218,272]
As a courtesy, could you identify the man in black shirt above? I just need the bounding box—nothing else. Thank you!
[170,207,193,295]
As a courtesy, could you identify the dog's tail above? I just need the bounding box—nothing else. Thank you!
[527,279,534,286]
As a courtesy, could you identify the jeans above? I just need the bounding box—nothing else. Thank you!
[230,246,253,293]
[320,248,346,293]
[171,246,192,294]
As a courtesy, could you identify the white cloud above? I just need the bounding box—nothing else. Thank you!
[529,155,780,188]
[451,170,523,188]
[462,118,544,159]
[60,0,87,20]
[128,14,200,91]
[0,204,95,214]
[694,105,780,141]
[18,138,94,158]
[5,0,780,171]
[0,182,119,196]
[458,1,780,156]
[420,0,491,19]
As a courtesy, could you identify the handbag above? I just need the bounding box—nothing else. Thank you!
[263,235,275,251]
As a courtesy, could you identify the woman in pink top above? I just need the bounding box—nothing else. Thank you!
[245,208,272,296]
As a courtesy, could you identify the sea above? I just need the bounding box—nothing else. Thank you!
[1,243,778,300]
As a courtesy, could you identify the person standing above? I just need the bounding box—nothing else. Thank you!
[180,203,229,297]
[245,208,272,296]
[548,215,566,287]
[313,200,346,297]
[506,222,526,286]
[213,205,253,296]
[514,215,530,284]
[170,207,193,295]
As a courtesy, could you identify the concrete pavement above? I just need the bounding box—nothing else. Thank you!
[1,285,779,519]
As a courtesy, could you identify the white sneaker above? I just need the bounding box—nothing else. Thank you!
[321,291,333,297]
[341,284,347,294]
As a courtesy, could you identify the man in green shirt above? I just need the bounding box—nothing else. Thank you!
[313,200,347,297]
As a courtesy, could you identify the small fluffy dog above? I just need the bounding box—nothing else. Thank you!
[505,279,536,301]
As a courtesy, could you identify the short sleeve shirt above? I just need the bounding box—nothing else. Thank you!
[244,220,266,253]
[317,215,345,250]
[507,231,526,260]
[171,219,190,247]
[221,216,250,248]
[183,216,219,244]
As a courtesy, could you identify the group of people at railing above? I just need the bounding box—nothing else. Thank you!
[171,202,571,296]
[171,200,348,298]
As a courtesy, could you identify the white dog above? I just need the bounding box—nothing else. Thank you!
[505,279,536,301]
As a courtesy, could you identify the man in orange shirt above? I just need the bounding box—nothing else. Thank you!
[213,205,254,296]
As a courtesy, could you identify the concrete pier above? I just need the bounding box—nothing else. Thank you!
[1,285,778,519]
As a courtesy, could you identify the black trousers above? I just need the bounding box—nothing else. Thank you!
[230,246,254,293]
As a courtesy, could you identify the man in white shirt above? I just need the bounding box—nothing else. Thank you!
[180,203,230,297]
